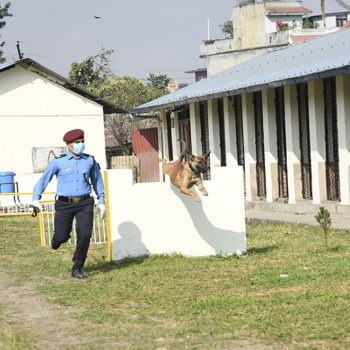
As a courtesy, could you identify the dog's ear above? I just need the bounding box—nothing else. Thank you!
[187,153,195,161]
[204,151,211,159]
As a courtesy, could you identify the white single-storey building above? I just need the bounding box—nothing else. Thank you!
[0,58,123,194]
[131,28,350,214]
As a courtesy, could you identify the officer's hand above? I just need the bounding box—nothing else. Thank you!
[29,200,42,217]
[97,203,106,220]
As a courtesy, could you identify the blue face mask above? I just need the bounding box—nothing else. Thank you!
[72,142,85,155]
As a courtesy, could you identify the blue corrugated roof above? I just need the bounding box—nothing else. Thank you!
[130,28,350,113]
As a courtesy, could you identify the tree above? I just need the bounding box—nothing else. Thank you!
[219,20,234,39]
[69,49,114,90]
[315,206,332,249]
[98,76,150,111]
[146,73,171,101]
[302,19,319,29]
[147,73,170,91]
[104,114,134,155]
[96,76,154,156]
[0,2,12,64]
[68,54,171,156]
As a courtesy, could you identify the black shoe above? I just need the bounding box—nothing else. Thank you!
[71,269,86,279]
[51,241,61,250]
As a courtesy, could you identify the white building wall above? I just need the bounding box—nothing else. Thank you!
[265,15,301,33]
[0,66,106,193]
[315,16,337,28]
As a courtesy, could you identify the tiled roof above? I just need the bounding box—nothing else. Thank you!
[265,6,312,14]
[341,20,350,29]
[290,34,321,43]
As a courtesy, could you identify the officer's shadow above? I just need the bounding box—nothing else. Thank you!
[113,221,150,261]
[86,222,149,274]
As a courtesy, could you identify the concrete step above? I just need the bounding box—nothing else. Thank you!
[245,200,350,215]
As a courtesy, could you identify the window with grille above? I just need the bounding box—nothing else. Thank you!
[253,91,266,198]
[275,87,289,199]
[297,83,313,199]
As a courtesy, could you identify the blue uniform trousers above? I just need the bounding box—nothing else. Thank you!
[52,197,94,270]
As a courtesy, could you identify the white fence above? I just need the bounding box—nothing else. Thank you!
[107,166,246,261]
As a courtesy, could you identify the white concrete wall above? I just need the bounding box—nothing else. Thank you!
[108,166,246,260]
[265,15,302,34]
[0,65,106,193]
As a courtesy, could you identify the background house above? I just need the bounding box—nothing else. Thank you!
[305,10,350,28]
[130,28,350,213]
[0,58,122,194]
[200,0,312,75]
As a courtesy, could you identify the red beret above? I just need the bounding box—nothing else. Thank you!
[63,129,84,143]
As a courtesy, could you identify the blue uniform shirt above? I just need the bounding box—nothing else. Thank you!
[33,151,105,204]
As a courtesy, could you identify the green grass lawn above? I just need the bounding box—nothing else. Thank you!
[0,216,350,349]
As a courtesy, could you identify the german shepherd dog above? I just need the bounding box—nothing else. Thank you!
[161,140,210,202]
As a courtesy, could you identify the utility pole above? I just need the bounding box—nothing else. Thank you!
[16,41,23,60]
[207,17,211,40]
[321,0,326,29]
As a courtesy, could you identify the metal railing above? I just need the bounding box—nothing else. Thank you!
[0,192,107,248]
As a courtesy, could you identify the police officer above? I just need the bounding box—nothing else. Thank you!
[31,129,106,279]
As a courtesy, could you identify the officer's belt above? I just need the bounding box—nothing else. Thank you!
[57,194,91,202]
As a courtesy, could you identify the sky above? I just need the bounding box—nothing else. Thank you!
[0,0,345,84]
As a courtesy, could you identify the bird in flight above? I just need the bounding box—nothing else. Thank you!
[94,16,101,19]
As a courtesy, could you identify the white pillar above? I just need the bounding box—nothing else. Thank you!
[336,74,350,205]
[171,111,180,159]
[224,96,238,166]
[208,99,221,169]
[308,80,326,204]
[262,89,278,203]
[242,93,256,201]
[284,85,302,204]
[189,102,201,155]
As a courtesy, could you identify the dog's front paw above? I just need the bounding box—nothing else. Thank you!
[203,192,208,196]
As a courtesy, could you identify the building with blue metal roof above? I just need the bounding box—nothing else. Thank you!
[131,28,350,212]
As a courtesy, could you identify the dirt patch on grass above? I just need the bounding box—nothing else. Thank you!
[0,272,95,350]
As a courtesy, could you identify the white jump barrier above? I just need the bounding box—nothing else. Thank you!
[107,166,246,261]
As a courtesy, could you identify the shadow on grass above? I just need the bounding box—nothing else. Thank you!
[85,255,149,274]
[246,245,279,255]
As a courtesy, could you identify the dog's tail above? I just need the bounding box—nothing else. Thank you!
[159,158,169,174]
[159,158,168,166]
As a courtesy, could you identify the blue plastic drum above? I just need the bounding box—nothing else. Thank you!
[0,172,16,193]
